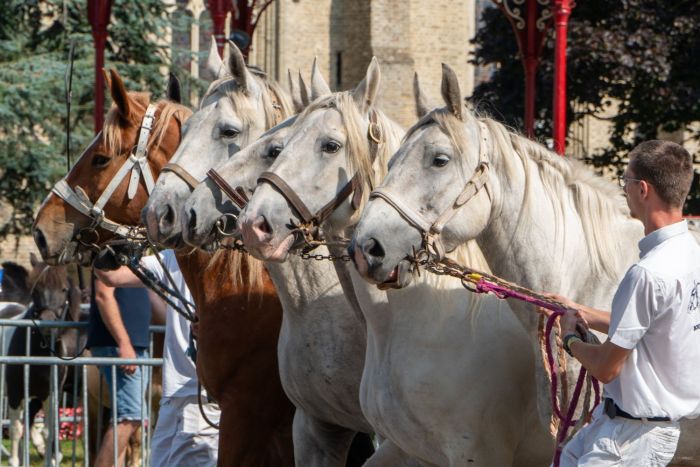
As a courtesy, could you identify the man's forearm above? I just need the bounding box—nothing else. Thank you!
[577,305,611,334]
[568,339,630,384]
[95,283,132,348]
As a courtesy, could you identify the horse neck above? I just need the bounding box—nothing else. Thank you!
[477,152,642,323]
[263,252,348,317]
[175,250,273,311]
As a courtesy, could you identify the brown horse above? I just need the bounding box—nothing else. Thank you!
[32,69,296,466]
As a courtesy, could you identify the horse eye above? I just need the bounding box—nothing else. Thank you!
[433,154,450,168]
[221,128,239,139]
[92,154,111,168]
[268,146,282,158]
[322,141,341,154]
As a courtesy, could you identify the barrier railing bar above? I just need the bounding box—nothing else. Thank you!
[111,365,118,467]
[23,326,30,467]
[0,356,163,366]
[82,364,90,467]
[0,319,166,334]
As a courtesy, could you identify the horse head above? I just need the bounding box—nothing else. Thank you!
[32,69,190,266]
[352,63,494,287]
[142,39,294,249]
[180,64,318,250]
[238,57,404,263]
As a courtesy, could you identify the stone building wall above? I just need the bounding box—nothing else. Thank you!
[250,0,477,128]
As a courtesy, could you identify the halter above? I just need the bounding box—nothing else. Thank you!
[51,104,159,252]
[369,120,491,260]
[255,110,383,247]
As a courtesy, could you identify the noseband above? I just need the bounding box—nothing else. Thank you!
[51,104,159,255]
[369,120,491,260]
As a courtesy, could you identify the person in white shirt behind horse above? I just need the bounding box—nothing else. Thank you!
[550,140,700,466]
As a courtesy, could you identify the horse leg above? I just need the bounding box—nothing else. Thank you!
[8,407,22,467]
[292,409,357,467]
[30,398,47,459]
[362,440,424,467]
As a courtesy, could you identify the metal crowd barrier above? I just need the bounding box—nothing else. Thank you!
[0,314,164,467]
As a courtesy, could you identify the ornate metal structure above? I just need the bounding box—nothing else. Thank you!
[493,0,574,154]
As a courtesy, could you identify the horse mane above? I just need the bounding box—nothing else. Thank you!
[295,92,405,225]
[206,249,265,294]
[407,107,628,279]
[103,92,193,157]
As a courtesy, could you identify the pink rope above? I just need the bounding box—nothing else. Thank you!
[474,278,600,467]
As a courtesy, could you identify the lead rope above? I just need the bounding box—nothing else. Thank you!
[416,256,600,467]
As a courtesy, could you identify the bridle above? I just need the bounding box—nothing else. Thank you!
[50,104,159,257]
[369,120,491,260]
[253,110,383,249]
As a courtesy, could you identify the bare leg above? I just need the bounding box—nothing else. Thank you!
[94,421,139,467]
[8,407,22,467]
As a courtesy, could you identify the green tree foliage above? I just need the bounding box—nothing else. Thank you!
[0,0,203,235]
[471,0,700,213]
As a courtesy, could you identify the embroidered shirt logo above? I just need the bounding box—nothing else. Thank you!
[689,280,700,314]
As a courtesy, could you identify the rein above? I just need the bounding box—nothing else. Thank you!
[413,254,600,467]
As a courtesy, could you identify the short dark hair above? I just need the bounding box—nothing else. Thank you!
[628,140,693,208]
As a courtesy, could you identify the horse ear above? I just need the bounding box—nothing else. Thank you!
[227,41,253,94]
[298,71,311,107]
[166,72,182,103]
[352,57,381,114]
[413,72,431,118]
[310,57,331,100]
[102,68,112,90]
[108,68,132,120]
[206,36,226,80]
[440,63,463,120]
[288,69,304,113]
[30,252,39,268]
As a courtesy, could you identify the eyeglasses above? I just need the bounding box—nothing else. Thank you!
[618,175,643,188]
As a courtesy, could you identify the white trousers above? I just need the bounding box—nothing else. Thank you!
[150,395,220,467]
[559,404,680,466]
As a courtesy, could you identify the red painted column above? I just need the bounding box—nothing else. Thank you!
[552,0,573,155]
[523,0,539,138]
[88,0,113,133]
[208,0,230,57]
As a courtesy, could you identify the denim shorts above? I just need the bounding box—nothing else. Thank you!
[91,346,150,422]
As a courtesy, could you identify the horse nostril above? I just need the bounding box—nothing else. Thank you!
[364,237,385,260]
[34,228,48,257]
[158,204,176,234]
[188,208,197,232]
[255,216,272,235]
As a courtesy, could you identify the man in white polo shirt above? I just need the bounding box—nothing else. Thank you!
[552,140,700,466]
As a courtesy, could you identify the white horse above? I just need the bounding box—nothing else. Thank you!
[156,58,377,465]
[238,59,551,466]
[351,63,700,465]
[142,39,295,246]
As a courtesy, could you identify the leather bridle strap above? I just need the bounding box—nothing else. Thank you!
[257,171,315,224]
[51,104,159,237]
[206,168,249,210]
[161,162,200,191]
[369,120,491,259]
